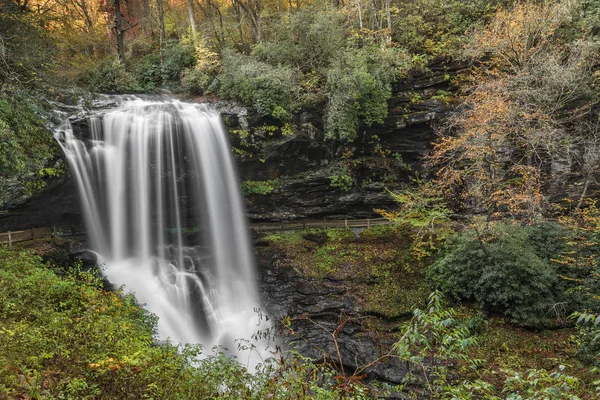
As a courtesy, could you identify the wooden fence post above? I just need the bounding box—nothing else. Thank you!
[7,231,11,247]
[345,219,348,228]
[367,218,370,228]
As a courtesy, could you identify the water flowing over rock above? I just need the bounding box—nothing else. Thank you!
[54,98,270,365]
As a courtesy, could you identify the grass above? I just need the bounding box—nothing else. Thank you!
[263,225,431,317]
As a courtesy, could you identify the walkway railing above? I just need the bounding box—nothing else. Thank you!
[249,218,390,232]
[0,226,85,247]
[0,218,390,246]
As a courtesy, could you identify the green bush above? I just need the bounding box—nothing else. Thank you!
[75,56,140,94]
[428,221,562,327]
[133,53,163,91]
[211,50,301,118]
[241,179,279,195]
[251,8,346,74]
[160,42,196,87]
[0,92,58,207]
[326,45,408,141]
[329,165,353,192]
[180,67,213,95]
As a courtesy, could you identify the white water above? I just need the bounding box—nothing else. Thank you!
[55,98,270,366]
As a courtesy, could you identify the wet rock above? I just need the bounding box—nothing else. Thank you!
[257,250,410,386]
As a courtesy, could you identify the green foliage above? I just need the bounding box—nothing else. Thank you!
[132,53,163,91]
[572,311,600,367]
[0,247,372,399]
[391,0,509,57]
[0,4,54,89]
[394,291,484,395]
[381,183,454,259]
[252,9,346,75]
[325,45,408,141]
[211,50,301,118]
[160,42,196,87]
[241,179,279,196]
[74,56,141,94]
[395,292,584,399]
[0,92,58,207]
[180,67,212,95]
[329,166,353,192]
[499,366,581,399]
[428,221,563,327]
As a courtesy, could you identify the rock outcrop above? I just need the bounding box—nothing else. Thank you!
[256,241,411,387]
[0,64,460,228]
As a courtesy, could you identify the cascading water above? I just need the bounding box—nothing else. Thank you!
[55,98,269,365]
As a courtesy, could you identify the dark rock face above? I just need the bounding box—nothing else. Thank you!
[245,166,400,221]
[257,245,409,386]
[0,64,460,229]
[0,172,82,231]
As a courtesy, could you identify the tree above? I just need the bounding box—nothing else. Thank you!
[430,0,600,218]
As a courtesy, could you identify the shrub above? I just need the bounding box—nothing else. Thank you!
[251,8,346,74]
[428,221,561,326]
[211,50,301,118]
[180,68,212,95]
[241,179,279,195]
[160,42,196,87]
[133,53,162,91]
[0,92,58,207]
[74,56,140,94]
[329,165,353,192]
[325,45,408,141]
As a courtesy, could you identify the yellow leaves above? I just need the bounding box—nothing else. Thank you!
[88,357,123,372]
[467,1,562,71]
[375,208,400,221]
[194,42,220,73]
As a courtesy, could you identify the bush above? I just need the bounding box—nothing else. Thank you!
[75,56,140,94]
[241,179,279,195]
[211,50,301,118]
[180,68,212,95]
[329,165,353,192]
[133,53,163,91]
[160,42,195,87]
[251,8,346,74]
[428,221,561,326]
[0,92,58,207]
[325,45,408,141]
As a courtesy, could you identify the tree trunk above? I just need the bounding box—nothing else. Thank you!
[187,0,197,46]
[112,0,125,63]
[385,0,391,39]
[156,0,166,61]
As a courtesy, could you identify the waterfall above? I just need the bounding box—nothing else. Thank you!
[55,98,269,366]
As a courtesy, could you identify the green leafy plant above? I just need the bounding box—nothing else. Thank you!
[329,166,353,192]
[241,179,279,196]
[428,221,563,327]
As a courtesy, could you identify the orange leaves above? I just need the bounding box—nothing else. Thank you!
[467,1,561,72]
[429,75,550,219]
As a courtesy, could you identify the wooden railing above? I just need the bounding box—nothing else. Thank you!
[249,218,390,232]
[0,218,390,247]
[0,225,85,247]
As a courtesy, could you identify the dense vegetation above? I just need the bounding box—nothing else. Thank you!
[3,0,600,397]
